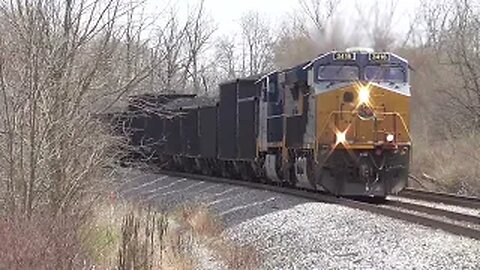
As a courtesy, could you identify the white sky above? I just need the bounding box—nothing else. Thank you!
[146,0,421,46]
[204,0,298,32]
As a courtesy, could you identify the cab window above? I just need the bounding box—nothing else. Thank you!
[364,66,406,83]
[317,65,359,81]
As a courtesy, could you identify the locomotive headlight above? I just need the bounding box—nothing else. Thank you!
[386,134,395,143]
[335,130,347,146]
[358,86,370,104]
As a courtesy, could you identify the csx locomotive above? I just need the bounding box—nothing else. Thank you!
[125,48,411,199]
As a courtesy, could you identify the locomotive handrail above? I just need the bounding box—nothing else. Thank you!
[317,110,412,144]
[380,112,412,141]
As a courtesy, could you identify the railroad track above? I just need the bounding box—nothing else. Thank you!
[385,199,480,224]
[157,170,480,241]
[399,188,480,209]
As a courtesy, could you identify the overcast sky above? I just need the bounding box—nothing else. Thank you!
[146,0,421,46]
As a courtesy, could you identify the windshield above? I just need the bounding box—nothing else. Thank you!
[318,65,359,81]
[365,66,406,83]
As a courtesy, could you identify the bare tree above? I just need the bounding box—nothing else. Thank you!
[274,12,317,68]
[0,0,161,218]
[420,0,480,131]
[215,35,238,79]
[355,0,399,50]
[239,11,275,76]
[184,0,216,93]
[298,0,340,37]
[153,9,189,93]
[148,2,216,94]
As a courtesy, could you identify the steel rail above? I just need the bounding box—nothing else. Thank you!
[400,189,480,209]
[341,199,480,241]
[386,200,480,225]
[158,170,480,241]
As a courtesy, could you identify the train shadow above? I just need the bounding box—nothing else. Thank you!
[114,167,312,228]
[345,196,387,205]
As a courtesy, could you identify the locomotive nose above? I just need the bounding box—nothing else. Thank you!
[314,81,410,197]
[316,82,410,147]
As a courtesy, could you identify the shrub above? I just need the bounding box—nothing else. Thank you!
[412,134,480,196]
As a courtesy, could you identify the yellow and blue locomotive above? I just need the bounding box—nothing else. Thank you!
[126,48,411,198]
[258,48,411,197]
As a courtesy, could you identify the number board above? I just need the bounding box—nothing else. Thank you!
[369,53,390,62]
[333,52,356,61]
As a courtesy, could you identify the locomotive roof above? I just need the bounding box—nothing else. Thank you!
[303,51,408,70]
[256,61,310,83]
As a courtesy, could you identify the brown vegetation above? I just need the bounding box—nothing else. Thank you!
[95,202,258,269]
[0,200,259,269]
[0,214,85,269]
[412,135,480,195]
[407,0,480,195]
[0,0,222,268]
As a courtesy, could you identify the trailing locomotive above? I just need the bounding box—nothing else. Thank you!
[126,48,411,199]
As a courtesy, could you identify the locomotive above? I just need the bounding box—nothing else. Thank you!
[125,48,411,199]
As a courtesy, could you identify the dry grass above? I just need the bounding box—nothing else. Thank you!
[83,201,259,270]
[172,203,260,270]
[412,134,480,196]
[173,204,223,238]
[210,238,260,270]
[0,200,259,270]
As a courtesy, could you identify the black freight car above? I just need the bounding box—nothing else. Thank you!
[132,78,261,178]
[217,77,260,178]
[198,105,218,174]
[125,93,195,162]
[152,95,218,171]
[218,81,238,160]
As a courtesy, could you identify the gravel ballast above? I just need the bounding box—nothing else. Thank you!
[116,168,480,269]
[226,203,480,269]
